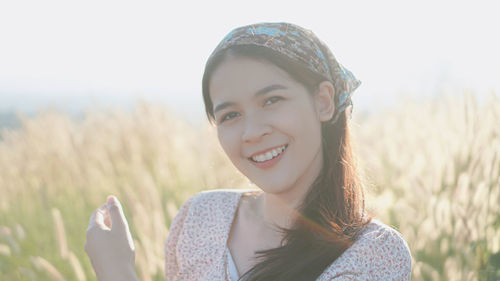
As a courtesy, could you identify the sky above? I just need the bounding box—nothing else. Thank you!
[0,0,499,124]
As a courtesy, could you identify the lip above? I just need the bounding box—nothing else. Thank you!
[248,144,288,169]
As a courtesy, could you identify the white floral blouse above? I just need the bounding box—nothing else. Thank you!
[164,189,412,280]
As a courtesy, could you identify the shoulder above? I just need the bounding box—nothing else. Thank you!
[357,218,412,262]
[171,188,259,230]
[353,219,412,280]
[319,218,412,281]
[356,218,410,249]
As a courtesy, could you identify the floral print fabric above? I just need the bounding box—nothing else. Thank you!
[164,189,412,280]
[207,22,361,124]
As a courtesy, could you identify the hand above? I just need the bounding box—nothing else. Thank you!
[85,195,138,281]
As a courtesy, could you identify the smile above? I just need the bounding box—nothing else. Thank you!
[249,144,288,163]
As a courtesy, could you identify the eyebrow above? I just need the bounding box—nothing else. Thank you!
[213,84,288,114]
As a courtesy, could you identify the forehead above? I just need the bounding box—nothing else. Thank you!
[209,56,298,104]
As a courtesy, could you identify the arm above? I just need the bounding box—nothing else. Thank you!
[164,196,196,281]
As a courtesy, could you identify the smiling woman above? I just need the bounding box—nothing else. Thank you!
[84,22,412,281]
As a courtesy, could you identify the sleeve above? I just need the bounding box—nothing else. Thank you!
[164,196,197,281]
[366,227,412,281]
[327,224,412,281]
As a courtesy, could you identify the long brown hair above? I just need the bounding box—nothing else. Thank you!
[202,45,372,281]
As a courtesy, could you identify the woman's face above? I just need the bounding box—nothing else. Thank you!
[209,56,331,201]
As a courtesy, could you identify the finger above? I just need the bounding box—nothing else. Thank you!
[96,205,110,230]
[88,204,110,231]
[106,195,128,233]
[87,211,97,231]
[98,204,112,228]
[107,195,135,250]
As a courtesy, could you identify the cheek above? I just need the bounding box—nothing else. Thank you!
[217,127,241,160]
[271,101,321,136]
[283,106,323,158]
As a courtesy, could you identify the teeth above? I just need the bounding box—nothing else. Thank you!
[251,145,287,162]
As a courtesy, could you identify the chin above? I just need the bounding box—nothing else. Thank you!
[252,178,294,195]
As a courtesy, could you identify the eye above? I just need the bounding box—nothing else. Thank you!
[263,96,283,106]
[219,111,240,123]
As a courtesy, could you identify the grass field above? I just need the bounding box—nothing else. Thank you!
[0,93,499,280]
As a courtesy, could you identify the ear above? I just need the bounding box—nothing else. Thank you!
[313,81,336,122]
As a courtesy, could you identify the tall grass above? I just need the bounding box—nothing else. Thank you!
[353,92,500,280]
[0,94,498,280]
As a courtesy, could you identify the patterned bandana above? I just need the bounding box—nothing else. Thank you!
[207,22,361,124]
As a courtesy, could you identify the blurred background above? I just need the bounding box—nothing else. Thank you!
[0,0,499,280]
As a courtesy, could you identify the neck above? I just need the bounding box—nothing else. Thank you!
[257,149,324,231]
[260,192,301,230]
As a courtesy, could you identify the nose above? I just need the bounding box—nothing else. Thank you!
[241,113,272,143]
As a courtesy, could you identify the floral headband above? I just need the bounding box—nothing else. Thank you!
[207,22,361,124]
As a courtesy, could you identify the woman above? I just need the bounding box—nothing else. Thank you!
[85,22,412,281]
